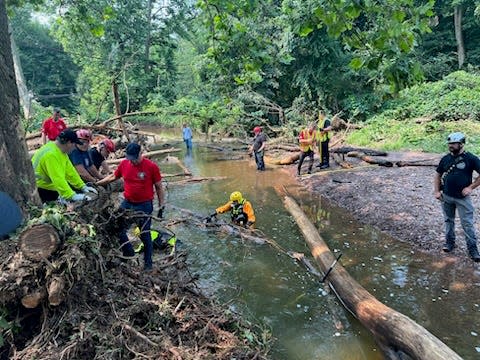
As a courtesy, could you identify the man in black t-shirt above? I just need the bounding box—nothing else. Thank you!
[89,138,115,174]
[249,126,266,171]
[434,132,480,262]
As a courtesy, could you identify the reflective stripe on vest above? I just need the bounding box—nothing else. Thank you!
[317,118,331,142]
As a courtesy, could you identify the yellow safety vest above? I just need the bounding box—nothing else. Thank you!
[317,118,332,142]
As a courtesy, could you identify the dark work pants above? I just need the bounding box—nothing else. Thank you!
[298,149,314,173]
[254,150,265,170]
[119,199,153,268]
[320,140,330,165]
[38,188,59,203]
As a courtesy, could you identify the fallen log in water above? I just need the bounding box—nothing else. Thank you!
[106,148,181,164]
[162,156,192,176]
[347,151,393,167]
[268,144,299,152]
[282,195,462,360]
[168,176,227,185]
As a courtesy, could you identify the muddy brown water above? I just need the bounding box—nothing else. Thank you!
[154,144,480,359]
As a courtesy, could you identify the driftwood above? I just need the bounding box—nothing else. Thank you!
[347,151,393,167]
[333,147,388,156]
[396,158,439,167]
[332,153,353,169]
[106,148,181,164]
[268,144,299,152]
[168,176,227,185]
[162,156,192,176]
[282,195,462,360]
[265,153,300,165]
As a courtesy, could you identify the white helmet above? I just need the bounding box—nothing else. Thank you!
[447,132,466,144]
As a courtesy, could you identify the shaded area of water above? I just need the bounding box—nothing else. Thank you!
[158,145,480,359]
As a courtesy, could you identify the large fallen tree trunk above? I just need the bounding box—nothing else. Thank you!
[106,148,181,164]
[282,195,462,360]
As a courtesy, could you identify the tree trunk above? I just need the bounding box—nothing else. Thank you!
[10,26,31,120]
[0,1,40,210]
[454,5,465,69]
[282,195,462,360]
[112,81,130,142]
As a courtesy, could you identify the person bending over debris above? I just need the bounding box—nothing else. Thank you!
[434,132,480,262]
[207,191,255,228]
[96,142,165,271]
[32,129,98,203]
[89,138,116,174]
[69,129,105,182]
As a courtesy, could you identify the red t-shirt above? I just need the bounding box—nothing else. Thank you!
[114,157,161,203]
[42,117,67,141]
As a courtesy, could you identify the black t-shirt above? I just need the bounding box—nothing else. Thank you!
[436,152,480,198]
[89,148,105,170]
[252,133,267,152]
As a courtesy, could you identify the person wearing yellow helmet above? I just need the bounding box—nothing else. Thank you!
[207,191,256,227]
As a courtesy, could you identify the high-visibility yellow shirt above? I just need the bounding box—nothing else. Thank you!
[32,142,85,199]
[317,117,332,142]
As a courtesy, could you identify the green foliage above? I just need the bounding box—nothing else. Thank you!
[347,71,480,152]
[10,7,80,112]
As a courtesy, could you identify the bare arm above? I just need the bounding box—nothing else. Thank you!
[96,173,117,186]
[154,181,164,207]
[41,132,47,144]
[100,161,111,174]
[462,175,480,196]
[75,165,98,183]
[434,172,442,199]
[87,165,104,180]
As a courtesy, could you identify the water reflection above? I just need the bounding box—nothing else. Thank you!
[157,144,480,359]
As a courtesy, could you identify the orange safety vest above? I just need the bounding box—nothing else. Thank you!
[299,129,316,152]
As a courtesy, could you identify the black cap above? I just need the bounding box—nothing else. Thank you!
[54,107,61,113]
[125,143,141,160]
[0,192,22,239]
[57,129,82,144]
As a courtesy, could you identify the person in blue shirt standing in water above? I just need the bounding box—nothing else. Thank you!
[182,123,193,150]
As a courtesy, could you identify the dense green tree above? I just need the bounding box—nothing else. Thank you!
[10,7,79,112]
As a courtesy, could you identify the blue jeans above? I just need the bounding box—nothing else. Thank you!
[254,150,265,170]
[441,193,479,254]
[184,138,192,149]
[119,199,153,268]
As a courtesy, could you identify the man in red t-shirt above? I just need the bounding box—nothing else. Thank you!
[97,143,164,271]
[42,108,67,144]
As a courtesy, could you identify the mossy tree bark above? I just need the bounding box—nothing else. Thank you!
[0,0,40,210]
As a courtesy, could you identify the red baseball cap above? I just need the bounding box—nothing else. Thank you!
[253,126,262,133]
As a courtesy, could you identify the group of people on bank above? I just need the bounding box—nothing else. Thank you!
[29,108,480,271]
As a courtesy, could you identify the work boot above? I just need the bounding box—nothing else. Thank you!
[469,248,480,262]
[297,169,301,176]
[442,242,455,252]
[320,164,330,169]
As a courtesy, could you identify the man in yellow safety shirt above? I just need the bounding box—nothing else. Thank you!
[297,122,317,175]
[32,129,98,203]
[207,191,255,227]
[317,112,332,169]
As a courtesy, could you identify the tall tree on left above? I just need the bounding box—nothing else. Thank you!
[0,0,40,210]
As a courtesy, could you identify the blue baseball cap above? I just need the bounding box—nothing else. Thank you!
[125,143,141,160]
[0,192,23,239]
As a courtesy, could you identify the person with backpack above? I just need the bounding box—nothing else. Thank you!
[207,191,255,227]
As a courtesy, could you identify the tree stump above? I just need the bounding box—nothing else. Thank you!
[20,224,60,261]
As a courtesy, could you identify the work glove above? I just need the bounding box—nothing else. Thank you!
[205,212,217,223]
[157,206,165,219]
[81,185,98,195]
[71,193,93,202]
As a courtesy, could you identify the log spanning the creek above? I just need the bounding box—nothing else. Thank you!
[282,195,462,360]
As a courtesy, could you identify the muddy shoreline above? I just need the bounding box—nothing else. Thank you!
[290,150,480,266]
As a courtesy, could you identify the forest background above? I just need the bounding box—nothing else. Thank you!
[7,0,480,154]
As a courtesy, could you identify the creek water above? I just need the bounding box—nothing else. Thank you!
[155,143,480,360]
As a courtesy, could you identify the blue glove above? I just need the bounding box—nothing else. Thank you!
[81,185,98,194]
[71,193,93,202]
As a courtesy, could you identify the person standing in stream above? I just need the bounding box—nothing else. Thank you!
[434,132,480,262]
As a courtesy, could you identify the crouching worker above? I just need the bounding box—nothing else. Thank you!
[133,227,177,255]
[208,191,255,227]
[32,129,98,203]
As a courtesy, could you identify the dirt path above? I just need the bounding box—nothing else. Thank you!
[291,150,480,266]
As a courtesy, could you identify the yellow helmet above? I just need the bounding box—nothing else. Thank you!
[230,191,243,202]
